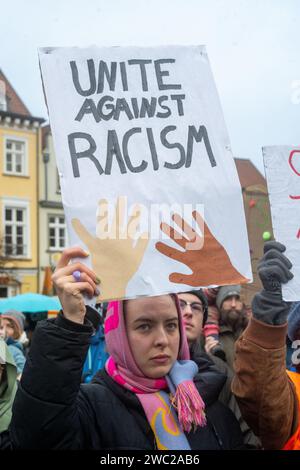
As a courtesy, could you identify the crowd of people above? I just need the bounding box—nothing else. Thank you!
[1,240,300,450]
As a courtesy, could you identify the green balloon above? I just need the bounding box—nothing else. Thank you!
[262,231,271,241]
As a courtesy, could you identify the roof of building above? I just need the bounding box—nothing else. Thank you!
[41,124,51,149]
[0,69,31,116]
[234,158,266,189]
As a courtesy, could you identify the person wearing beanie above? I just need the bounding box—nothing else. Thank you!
[216,285,241,311]
[3,310,25,331]
[0,315,22,341]
[203,285,250,370]
[0,315,26,378]
[232,241,300,450]
[2,310,29,352]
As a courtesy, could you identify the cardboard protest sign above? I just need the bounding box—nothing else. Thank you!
[263,146,300,301]
[39,45,252,301]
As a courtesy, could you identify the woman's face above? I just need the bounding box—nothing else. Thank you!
[0,319,15,339]
[125,295,180,379]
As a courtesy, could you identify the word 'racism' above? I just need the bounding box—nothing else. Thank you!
[68,58,217,177]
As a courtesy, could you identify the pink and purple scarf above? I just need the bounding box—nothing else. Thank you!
[104,296,206,450]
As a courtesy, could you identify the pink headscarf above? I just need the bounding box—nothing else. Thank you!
[104,294,206,438]
[104,295,190,392]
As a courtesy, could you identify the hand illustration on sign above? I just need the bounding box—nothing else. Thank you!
[72,197,149,300]
[155,211,249,286]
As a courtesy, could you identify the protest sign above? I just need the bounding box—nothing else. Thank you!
[263,146,300,301]
[39,45,252,301]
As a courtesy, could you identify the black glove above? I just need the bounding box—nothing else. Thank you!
[252,241,294,325]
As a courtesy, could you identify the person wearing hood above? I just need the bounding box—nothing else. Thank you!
[0,315,26,378]
[0,338,17,449]
[10,247,245,450]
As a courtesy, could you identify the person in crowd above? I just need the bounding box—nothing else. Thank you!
[0,338,17,450]
[282,301,300,449]
[2,310,29,355]
[0,315,26,378]
[177,290,208,357]
[23,312,48,355]
[82,304,109,383]
[232,240,299,450]
[178,289,260,449]
[286,336,295,370]
[10,247,245,450]
[203,286,250,369]
[287,301,300,373]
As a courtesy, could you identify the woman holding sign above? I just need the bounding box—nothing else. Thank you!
[10,246,245,450]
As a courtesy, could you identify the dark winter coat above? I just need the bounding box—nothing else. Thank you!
[10,312,245,450]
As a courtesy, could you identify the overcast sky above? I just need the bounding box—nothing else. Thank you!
[1,0,299,174]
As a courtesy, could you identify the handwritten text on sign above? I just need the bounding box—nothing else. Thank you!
[263,146,300,301]
[68,58,216,177]
[39,46,251,301]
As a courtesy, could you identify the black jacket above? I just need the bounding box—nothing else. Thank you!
[0,430,12,450]
[10,312,245,450]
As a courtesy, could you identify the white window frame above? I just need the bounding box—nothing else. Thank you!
[48,214,67,251]
[3,136,28,176]
[2,198,30,259]
[0,284,19,298]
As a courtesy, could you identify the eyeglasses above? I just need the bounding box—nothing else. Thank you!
[179,299,204,314]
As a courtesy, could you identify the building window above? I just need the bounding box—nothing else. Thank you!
[49,215,66,250]
[4,207,27,256]
[0,285,19,298]
[0,286,7,298]
[5,139,26,175]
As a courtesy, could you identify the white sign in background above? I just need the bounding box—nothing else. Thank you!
[263,146,300,301]
[39,45,252,301]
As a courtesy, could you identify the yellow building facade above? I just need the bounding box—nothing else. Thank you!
[39,126,67,294]
[0,70,44,297]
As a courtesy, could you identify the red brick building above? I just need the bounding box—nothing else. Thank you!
[235,158,273,304]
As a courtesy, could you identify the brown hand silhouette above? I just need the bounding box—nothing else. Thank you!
[155,211,249,286]
[72,197,149,300]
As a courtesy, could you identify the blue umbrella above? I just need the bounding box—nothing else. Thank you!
[0,293,61,313]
